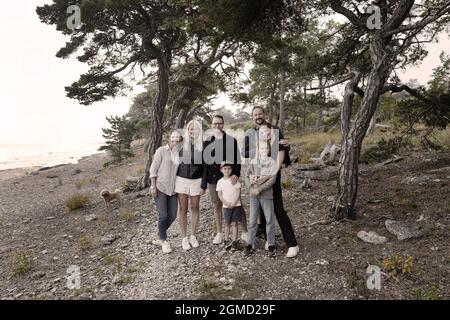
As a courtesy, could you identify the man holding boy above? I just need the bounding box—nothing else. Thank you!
[243,106,299,258]
[201,115,245,245]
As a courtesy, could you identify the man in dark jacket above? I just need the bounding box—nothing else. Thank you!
[243,106,299,258]
[201,115,243,245]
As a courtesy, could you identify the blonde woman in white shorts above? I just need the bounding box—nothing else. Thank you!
[175,120,205,250]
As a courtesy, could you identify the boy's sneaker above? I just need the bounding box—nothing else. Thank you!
[182,237,191,251]
[162,241,172,254]
[264,241,269,251]
[268,245,276,258]
[189,235,199,248]
[240,232,248,242]
[152,239,163,247]
[286,245,299,258]
[244,245,255,257]
[224,240,233,251]
[213,233,223,245]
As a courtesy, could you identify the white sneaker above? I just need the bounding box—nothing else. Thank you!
[152,239,163,246]
[190,235,199,248]
[182,237,191,251]
[213,233,223,245]
[240,232,248,242]
[162,241,172,254]
[265,241,269,251]
[286,245,299,258]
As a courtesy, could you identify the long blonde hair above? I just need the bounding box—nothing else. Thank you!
[183,119,203,152]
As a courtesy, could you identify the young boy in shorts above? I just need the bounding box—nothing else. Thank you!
[216,161,245,250]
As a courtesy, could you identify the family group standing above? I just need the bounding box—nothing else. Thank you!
[149,106,299,258]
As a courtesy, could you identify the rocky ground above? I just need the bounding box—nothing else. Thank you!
[0,145,448,300]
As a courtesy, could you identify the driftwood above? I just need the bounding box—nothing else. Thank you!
[295,166,338,181]
[378,155,404,166]
[311,142,341,166]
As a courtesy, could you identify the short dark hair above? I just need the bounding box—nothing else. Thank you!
[252,105,265,114]
[212,114,224,123]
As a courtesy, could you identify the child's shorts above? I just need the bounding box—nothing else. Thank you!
[223,206,245,224]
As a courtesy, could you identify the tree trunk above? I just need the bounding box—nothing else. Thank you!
[331,35,391,220]
[268,82,276,124]
[303,85,307,128]
[278,70,286,131]
[315,78,325,130]
[142,51,172,188]
[176,108,188,129]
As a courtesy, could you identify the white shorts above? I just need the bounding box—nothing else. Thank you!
[174,176,202,196]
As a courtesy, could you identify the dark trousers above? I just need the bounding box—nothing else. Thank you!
[259,170,298,247]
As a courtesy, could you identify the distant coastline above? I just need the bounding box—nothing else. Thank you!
[0,142,104,173]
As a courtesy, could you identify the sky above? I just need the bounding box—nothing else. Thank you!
[0,1,448,147]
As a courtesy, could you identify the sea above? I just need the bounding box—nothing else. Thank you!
[0,142,105,171]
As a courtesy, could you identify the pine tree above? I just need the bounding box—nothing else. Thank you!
[99,115,135,167]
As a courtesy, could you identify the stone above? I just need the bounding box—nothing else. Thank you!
[385,219,425,241]
[85,214,97,222]
[101,234,119,245]
[357,231,388,244]
[315,259,329,266]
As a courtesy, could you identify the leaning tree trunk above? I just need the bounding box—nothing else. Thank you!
[331,35,392,220]
[142,51,172,188]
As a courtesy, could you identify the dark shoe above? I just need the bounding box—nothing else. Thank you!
[231,240,240,251]
[244,245,255,256]
[268,245,276,258]
[224,240,233,251]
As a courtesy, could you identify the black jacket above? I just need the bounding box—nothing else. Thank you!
[176,143,204,179]
[201,132,241,189]
[243,123,291,167]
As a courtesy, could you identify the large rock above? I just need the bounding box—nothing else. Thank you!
[357,231,388,244]
[385,220,425,240]
[124,176,141,192]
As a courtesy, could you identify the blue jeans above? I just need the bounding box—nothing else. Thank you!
[154,192,178,241]
[247,197,275,247]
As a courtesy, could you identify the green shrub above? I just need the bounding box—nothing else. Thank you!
[381,254,414,277]
[10,251,33,276]
[79,236,92,251]
[119,208,135,222]
[282,177,294,189]
[66,194,90,211]
[415,286,442,300]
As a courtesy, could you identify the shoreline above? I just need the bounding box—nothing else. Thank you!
[0,152,105,181]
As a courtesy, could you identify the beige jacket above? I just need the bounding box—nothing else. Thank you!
[149,145,179,196]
